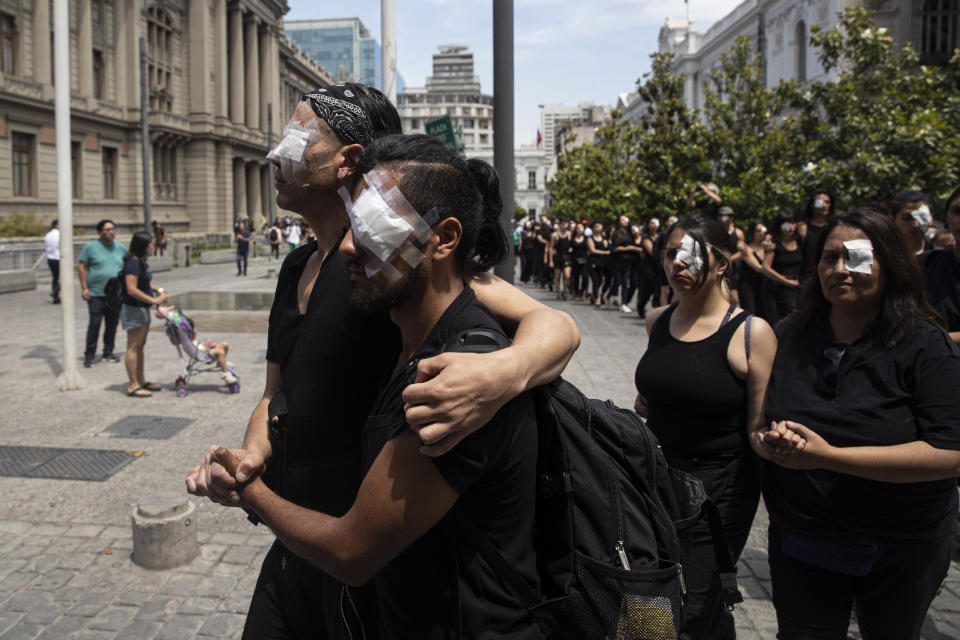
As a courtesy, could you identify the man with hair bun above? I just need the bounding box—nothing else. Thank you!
[186,84,578,638]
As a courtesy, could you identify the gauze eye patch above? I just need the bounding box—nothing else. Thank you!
[266,115,330,186]
[842,238,874,275]
[676,233,705,275]
[911,204,932,230]
[337,169,440,280]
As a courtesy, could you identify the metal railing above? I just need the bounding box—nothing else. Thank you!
[0,243,86,273]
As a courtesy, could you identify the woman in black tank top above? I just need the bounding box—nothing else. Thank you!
[634,215,778,640]
[760,211,802,324]
[570,224,588,300]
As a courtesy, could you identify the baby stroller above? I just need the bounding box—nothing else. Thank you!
[160,306,240,397]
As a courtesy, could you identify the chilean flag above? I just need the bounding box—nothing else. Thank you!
[536,128,542,147]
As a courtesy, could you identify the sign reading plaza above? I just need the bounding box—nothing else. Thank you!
[425,116,461,157]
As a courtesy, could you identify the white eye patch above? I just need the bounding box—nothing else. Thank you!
[338,169,440,280]
[780,222,794,233]
[676,233,704,275]
[911,204,932,230]
[265,112,328,186]
[814,198,826,208]
[842,238,874,274]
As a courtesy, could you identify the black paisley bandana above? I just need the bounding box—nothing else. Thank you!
[302,84,374,147]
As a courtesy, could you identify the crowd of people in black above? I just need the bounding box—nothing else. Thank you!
[518,184,960,638]
[516,187,959,330]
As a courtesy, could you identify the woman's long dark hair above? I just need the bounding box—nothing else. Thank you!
[782,208,944,347]
[352,134,507,274]
[665,214,733,294]
[125,231,152,263]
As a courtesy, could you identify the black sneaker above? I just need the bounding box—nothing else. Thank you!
[103,354,120,363]
[83,359,93,368]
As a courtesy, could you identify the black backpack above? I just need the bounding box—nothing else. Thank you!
[104,272,125,312]
[444,329,742,640]
[269,228,279,242]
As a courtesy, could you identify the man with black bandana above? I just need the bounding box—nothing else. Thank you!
[186,84,579,638]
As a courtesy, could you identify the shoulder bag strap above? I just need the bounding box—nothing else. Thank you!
[700,498,744,610]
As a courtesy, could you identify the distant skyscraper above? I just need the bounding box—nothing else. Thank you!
[284,17,405,93]
[398,45,494,157]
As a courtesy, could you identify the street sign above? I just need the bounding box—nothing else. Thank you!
[425,116,461,156]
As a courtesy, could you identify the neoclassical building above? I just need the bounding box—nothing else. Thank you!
[0,0,333,234]
[657,0,958,113]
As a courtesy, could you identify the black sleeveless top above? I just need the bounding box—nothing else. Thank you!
[739,248,763,289]
[571,236,587,261]
[589,237,608,264]
[555,233,572,258]
[770,240,802,283]
[635,304,749,459]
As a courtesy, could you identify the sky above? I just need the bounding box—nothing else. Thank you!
[284,0,746,147]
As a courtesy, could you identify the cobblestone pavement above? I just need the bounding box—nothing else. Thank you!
[0,258,957,638]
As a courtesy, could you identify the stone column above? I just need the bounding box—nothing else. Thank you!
[233,158,247,222]
[246,162,261,221]
[215,0,229,119]
[228,6,245,125]
[77,0,94,98]
[244,15,260,130]
[33,0,51,85]
[188,0,210,115]
[258,25,270,132]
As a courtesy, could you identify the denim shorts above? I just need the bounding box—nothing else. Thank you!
[120,304,151,330]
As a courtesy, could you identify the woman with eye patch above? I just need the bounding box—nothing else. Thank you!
[760,211,803,325]
[634,214,778,639]
[757,209,960,640]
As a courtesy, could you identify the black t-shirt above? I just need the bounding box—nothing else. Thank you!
[611,229,633,265]
[122,257,152,307]
[236,230,251,254]
[361,287,542,640]
[920,248,960,331]
[764,314,960,545]
[266,239,399,515]
[769,240,802,283]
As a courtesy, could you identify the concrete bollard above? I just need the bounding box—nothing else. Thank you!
[131,492,199,570]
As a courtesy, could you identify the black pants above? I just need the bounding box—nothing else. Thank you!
[668,453,761,640]
[520,250,534,282]
[768,525,951,640]
[47,258,60,298]
[244,541,380,640]
[237,251,248,275]
[636,267,657,317]
[270,244,280,259]
[610,260,631,303]
[571,260,586,296]
[84,296,120,361]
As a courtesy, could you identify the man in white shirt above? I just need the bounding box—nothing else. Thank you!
[44,220,61,304]
[284,220,302,250]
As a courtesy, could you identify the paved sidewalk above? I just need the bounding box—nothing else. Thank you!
[0,259,957,638]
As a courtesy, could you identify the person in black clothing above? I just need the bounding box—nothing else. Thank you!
[738,221,768,315]
[551,220,573,299]
[120,231,168,397]
[718,206,744,306]
[187,85,578,640]
[761,211,802,324]
[520,221,535,283]
[610,215,636,312]
[216,135,543,639]
[536,218,553,288]
[888,189,933,257]
[634,218,661,318]
[799,189,835,281]
[688,182,722,219]
[235,221,251,276]
[635,214,778,640]
[586,222,610,306]
[756,209,960,639]
[920,185,960,347]
[570,223,589,299]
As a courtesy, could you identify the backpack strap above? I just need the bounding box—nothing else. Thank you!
[700,498,744,610]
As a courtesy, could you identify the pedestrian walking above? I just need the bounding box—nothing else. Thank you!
[120,231,168,397]
[284,218,302,251]
[760,212,802,324]
[77,219,126,367]
[151,220,167,256]
[267,222,282,260]
[738,221,768,315]
[235,221,250,276]
[610,215,635,312]
[799,189,835,281]
[44,220,60,304]
[635,214,777,639]
[756,209,960,639]
[586,222,610,306]
[570,223,588,299]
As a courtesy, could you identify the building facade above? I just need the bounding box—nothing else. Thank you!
[514,145,549,220]
[658,0,959,113]
[398,45,494,158]
[540,102,611,179]
[285,17,377,88]
[0,0,332,235]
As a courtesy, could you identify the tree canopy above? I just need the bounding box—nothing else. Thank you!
[547,7,960,225]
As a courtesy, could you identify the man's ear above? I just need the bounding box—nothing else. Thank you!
[432,218,462,261]
[337,143,364,180]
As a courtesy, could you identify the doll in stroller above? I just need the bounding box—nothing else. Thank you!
[156,305,240,397]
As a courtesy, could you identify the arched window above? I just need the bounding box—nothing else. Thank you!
[147,6,174,112]
[796,21,807,82]
[921,0,959,61]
